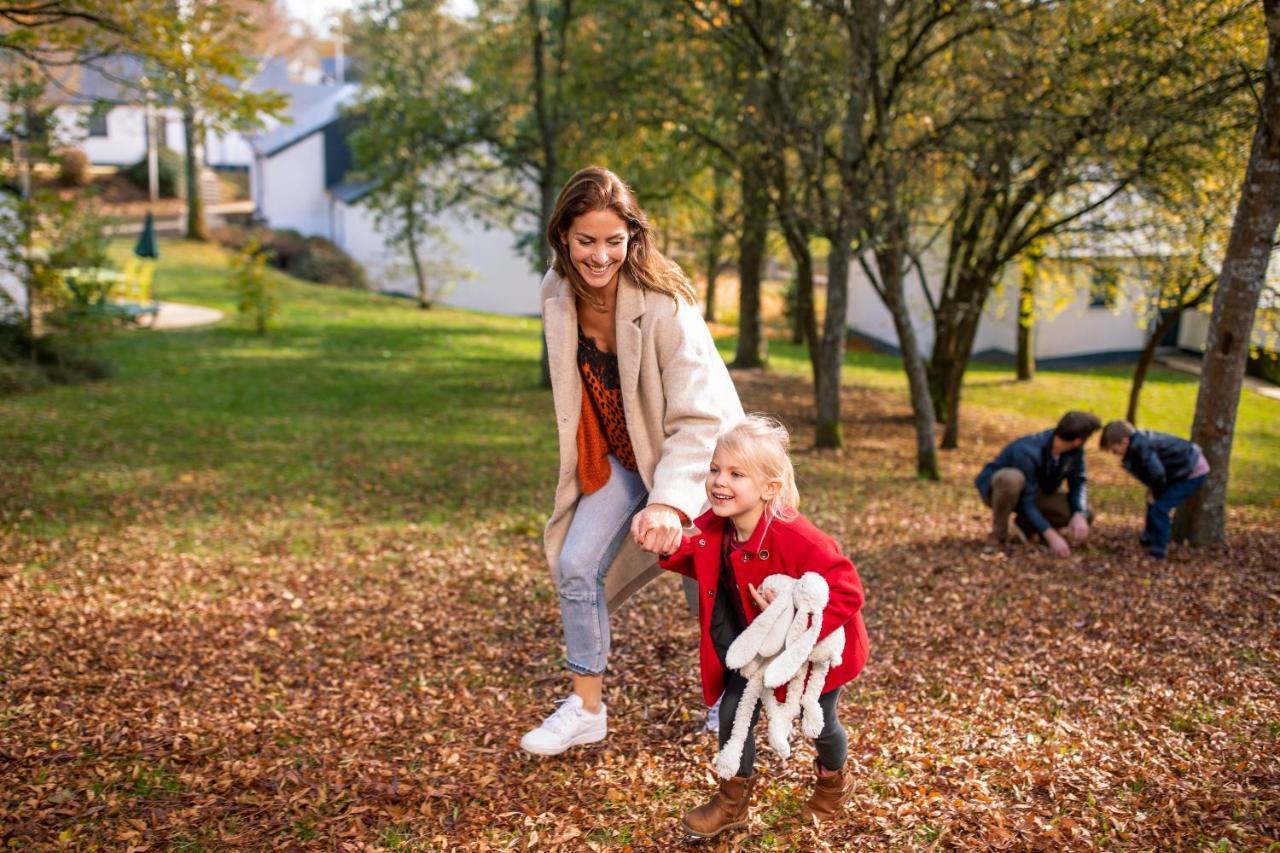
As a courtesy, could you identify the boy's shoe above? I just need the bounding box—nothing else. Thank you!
[519,694,607,756]
[1139,533,1153,547]
[800,759,851,824]
[681,775,756,839]
[1147,548,1167,560]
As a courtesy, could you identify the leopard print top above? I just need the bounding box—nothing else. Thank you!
[576,327,638,492]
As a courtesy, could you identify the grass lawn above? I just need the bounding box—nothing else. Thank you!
[1,240,1277,849]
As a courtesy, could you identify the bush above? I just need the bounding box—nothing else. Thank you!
[230,238,278,335]
[0,319,111,397]
[213,226,365,288]
[287,236,366,288]
[123,147,182,198]
[56,148,90,188]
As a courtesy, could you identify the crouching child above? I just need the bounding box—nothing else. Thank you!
[659,415,870,839]
[1100,420,1209,559]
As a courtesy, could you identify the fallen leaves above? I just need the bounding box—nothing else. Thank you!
[2,370,1278,850]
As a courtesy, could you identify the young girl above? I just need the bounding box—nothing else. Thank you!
[660,415,869,838]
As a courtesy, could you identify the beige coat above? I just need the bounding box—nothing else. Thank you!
[541,269,745,612]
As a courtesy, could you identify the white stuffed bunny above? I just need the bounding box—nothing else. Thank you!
[713,572,846,779]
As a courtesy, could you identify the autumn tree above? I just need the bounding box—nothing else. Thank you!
[1,0,283,240]
[348,0,472,309]
[1174,0,1280,546]
[923,0,1255,448]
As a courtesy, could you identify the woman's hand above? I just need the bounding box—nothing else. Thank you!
[747,582,776,611]
[631,503,683,556]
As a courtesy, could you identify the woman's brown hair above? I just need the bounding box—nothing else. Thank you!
[546,166,696,306]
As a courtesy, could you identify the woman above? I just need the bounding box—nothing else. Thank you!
[521,167,744,756]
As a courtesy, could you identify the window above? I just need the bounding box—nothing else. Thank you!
[1089,267,1119,309]
[87,104,110,137]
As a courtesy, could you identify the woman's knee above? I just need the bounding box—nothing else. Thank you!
[557,546,601,601]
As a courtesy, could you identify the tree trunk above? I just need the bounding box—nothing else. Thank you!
[704,167,725,323]
[404,202,432,310]
[1173,0,1280,545]
[182,103,206,241]
[814,240,851,448]
[1016,256,1036,381]
[875,231,939,479]
[928,268,989,449]
[1127,310,1181,424]
[732,164,768,369]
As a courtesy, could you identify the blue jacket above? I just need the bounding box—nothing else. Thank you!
[1122,430,1203,497]
[975,429,1088,533]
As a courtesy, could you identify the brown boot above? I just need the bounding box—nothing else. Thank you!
[680,775,756,839]
[800,760,850,824]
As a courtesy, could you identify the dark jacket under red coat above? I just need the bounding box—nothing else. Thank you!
[660,509,869,707]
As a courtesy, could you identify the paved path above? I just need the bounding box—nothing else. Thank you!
[1156,353,1280,402]
[148,301,224,330]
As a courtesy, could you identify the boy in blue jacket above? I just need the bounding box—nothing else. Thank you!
[1100,421,1209,559]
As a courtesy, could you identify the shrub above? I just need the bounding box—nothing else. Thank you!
[0,319,111,396]
[56,148,90,188]
[213,226,365,289]
[123,147,182,198]
[230,239,277,335]
[287,236,366,288]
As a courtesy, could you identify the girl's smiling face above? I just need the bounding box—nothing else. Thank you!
[706,447,776,537]
[564,208,629,292]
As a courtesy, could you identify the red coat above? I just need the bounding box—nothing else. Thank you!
[660,509,870,706]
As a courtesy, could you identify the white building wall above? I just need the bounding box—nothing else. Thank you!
[847,249,1152,361]
[254,135,331,239]
[0,199,25,319]
[330,200,539,315]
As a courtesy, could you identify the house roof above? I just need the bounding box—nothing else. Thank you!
[250,83,361,158]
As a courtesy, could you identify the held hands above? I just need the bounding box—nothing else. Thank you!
[631,503,683,556]
[1146,490,1155,506]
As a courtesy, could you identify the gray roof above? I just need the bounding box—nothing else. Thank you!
[250,83,361,158]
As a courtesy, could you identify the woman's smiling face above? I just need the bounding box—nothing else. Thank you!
[564,208,629,291]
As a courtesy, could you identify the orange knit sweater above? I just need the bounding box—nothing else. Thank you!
[576,330,637,494]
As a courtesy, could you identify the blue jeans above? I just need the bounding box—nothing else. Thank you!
[558,455,648,675]
[1145,475,1207,557]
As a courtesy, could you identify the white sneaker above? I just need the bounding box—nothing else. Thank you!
[520,694,607,756]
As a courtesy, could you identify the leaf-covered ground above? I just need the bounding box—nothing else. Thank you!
[2,243,1278,849]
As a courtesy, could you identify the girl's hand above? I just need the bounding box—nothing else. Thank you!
[631,503,683,556]
[747,582,776,611]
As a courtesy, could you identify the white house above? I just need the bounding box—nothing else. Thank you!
[50,56,332,170]
[0,198,23,321]
[846,244,1204,366]
[248,86,539,315]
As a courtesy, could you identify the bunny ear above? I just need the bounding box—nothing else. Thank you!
[726,598,785,671]
[725,575,797,670]
[715,674,764,779]
[757,588,796,658]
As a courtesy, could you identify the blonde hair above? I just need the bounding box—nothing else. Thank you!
[715,415,800,522]
[546,166,697,307]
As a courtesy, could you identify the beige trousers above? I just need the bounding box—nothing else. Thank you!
[982,467,1076,539]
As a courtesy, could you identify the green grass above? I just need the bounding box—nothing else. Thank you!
[1,240,559,542]
[2,238,1277,546]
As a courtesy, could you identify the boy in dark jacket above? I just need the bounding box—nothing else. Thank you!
[1099,421,1209,559]
[975,411,1102,557]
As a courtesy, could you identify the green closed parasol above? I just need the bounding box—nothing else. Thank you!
[134,211,159,259]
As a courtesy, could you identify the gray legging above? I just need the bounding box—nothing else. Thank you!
[717,673,847,778]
